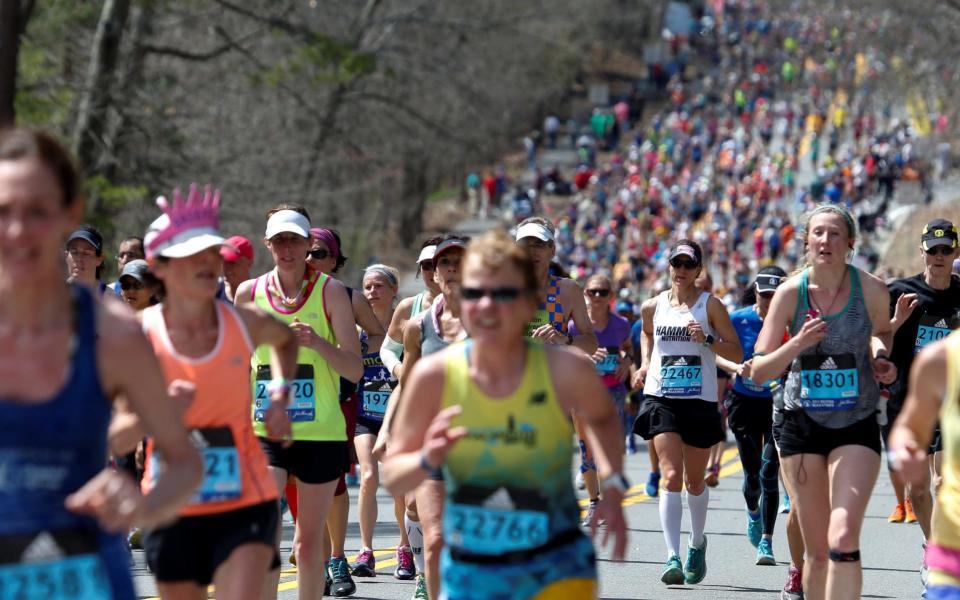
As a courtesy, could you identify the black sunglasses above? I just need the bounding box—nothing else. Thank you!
[120,279,144,291]
[307,248,332,260]
[586,288,611,298]
[758,291,776,299]
[419,261,436,271]
[670,258,699,270]
[460,286,523,303]
[926,246,956,256]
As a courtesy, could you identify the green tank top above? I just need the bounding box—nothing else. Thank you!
[250,270,345,441]
[440,340,579,556]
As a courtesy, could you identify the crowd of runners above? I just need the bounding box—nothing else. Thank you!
[5,1,960,600]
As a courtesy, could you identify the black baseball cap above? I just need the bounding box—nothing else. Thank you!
[67,228,103,255]
[755,266,787,293]
[921,218,958,251]
[432,237,467,267]
[668,241,702,265]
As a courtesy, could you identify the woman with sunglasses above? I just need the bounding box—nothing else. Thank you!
[133,186,298,599]
[383,230,628,600]
[118,259,161,311]
[567,274,633,527]
[235,207,363,600]
[882,220,960,560]
[751,205,896,600]
[0,128,202,600]
[715,266,787,568]
[632,239,741,586]
[391,236,469,600]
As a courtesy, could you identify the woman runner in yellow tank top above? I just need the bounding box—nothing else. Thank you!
[890,330,960,599]
[384,230,628,600]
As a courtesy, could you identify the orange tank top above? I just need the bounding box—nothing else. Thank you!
[141,301,279,516]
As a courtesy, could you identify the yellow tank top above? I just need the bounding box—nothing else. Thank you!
[440,340,580,556]
[933,330,960,551]
[250,270,345,441]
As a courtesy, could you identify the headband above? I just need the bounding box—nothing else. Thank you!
[808,204,856,237]
[364,265,398,288]
[310,227,340,260]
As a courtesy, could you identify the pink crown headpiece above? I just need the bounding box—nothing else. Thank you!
[146,184,221,255]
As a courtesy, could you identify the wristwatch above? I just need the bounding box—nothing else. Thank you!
[701,334,715,348]
[600,472,630,495]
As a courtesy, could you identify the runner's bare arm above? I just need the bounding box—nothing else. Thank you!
[631,298,657,389]
[382,354,452,496]
[398,313,424,384]
[95,300,202,528]
[381,298,413,378]
[563,279,598,353]
[752,279,818,383]
[353,291,385,351]
[233,278,256,307]
[706,296,743,362]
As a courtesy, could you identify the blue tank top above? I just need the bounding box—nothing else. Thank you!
[0,285,135,599]
[730,305,773,398]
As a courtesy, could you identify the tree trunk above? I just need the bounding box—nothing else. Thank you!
[0,0,20,127]
[72,0,131,184]
[398,157,428,247]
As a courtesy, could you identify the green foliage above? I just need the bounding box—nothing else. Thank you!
[84,174,148,237]
[261,37,377,88]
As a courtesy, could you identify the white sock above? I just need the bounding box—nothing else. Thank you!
[659,491,682,557]
[687,488,709,547]
[406,514,424,572]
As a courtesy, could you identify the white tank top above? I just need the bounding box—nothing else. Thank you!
[643,291,718,403]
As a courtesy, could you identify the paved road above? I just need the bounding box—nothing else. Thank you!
[133,437,926,599]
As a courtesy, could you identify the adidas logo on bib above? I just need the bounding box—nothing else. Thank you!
[935,318,949,329]
[675,357,688,366]
[484,487,516,511]
[21,531,64,563]
[820,357,839,370]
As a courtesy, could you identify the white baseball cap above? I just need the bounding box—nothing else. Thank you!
[265,210,310,239]
[515,222,555,242]
[417,244,437,264]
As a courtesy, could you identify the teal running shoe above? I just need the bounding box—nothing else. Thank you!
[747,510,762,548]
[779,494,791,514]
[661,554,684,585]
[756,538,776,566]
[684,536,708,584]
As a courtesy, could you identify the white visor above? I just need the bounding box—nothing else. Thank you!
[515,223,554,242]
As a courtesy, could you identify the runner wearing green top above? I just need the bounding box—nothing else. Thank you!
[235,204,362,600]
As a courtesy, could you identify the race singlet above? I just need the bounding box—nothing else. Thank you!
[253,364,316,422]
[799,354,858,411]
[595,346,621,376]
[360,352,396,421]
[0,530,110,600]
[444,485,550,555]
[659,355,703,397]
[916,314,960,355]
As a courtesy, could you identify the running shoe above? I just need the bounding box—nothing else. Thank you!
[905,498,918,523]
[351,548,376,577]
[329,556,357,597]
[756,538,776,566]
[627,435,637,454]
[645,471,661,497]
[888,503,906,523]
[747,511,762,547]
[324,563,331,596]
[779,494,791,514]
[576,471,585,490]
[395,545,416,580]
[127,528,143,550]
[684,536,708,584]
[705,463,720,488]
[661,554,684,585]
[412,574,429,599]
[781,566,803,600]
[581,501,597,527]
